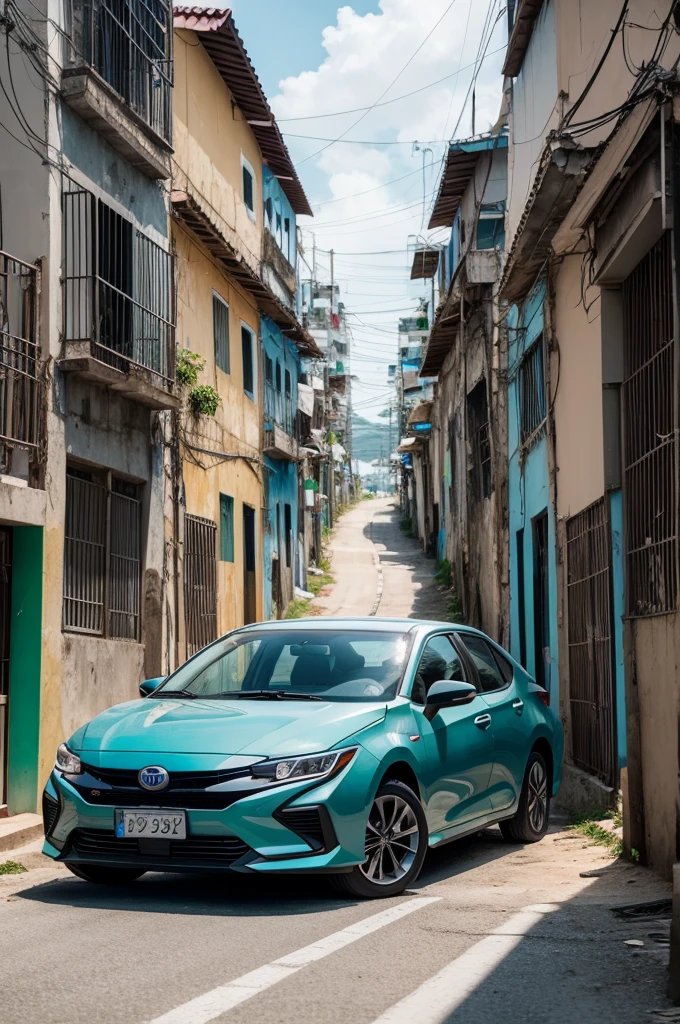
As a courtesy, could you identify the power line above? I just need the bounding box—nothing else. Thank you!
[295,0,463,167]
[276,45,505,122]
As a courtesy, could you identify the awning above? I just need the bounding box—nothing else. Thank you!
[429,133,508,229]
[397,436,423,453]
[500,139,593,304]
[552,94,661,253]
[410,247,441,280]
[171,190,322,357]
[407,401,433,425]
[502,0,545,78]
[297,382,315,417]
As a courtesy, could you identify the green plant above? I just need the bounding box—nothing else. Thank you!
[445,596,465,624]
[399,517,413,537]
[176,349,205,389]
[189,384,220,418]
[567,816,623,859]
[0,860,27,875]
[435,558,453,589]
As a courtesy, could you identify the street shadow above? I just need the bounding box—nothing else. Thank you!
[364,507,449,621]
[415,854,673,1024]
[16,827,520,918]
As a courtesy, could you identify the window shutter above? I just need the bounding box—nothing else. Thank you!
[220,494,234,563]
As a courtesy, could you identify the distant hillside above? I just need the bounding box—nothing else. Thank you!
[351,414,393,463]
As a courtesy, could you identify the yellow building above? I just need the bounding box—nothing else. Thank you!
[171,8,315,654]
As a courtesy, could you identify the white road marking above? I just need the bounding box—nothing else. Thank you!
[367,903,560,1024]
[145,895,440,1024]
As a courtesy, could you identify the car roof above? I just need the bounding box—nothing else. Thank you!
[232,618,471,634]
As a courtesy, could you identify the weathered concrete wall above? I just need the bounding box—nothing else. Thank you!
[552,255,605,517]
[60,636,145,740]
[173,29,263,275]
[633,614,680,878]
[174,224,264,636]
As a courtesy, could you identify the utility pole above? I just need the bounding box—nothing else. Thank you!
[328,248,335,524]
[472,87,476,137]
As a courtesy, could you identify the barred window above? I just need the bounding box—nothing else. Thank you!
[242,325,255,397]
[63,466,141,640]
[519,335,546,444]
[213,292,230,374]
[184,514,217,657]
[467,381,491,500]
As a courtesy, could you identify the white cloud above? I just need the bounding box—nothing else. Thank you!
[271,0,505,422]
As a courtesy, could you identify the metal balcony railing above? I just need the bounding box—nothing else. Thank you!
[264,381,295,436]
[63,182,175,389]
[0,252,40,472]
[64,0,173,144]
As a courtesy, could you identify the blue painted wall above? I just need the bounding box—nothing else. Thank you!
[263,165,296,269]
[507,276,559,699]
[609,488,627,768]
[261,316,301,619]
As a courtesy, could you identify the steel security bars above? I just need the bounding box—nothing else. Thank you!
[62,181,175,388]
[622,232,677,616]
[64,0,173,143]
[63,467,141,640]
[566,498,617,786]
[184,514,218,657]
[0,252,40,474]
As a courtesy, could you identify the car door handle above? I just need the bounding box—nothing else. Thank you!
[512,699,524,715]
[474,713,492,729]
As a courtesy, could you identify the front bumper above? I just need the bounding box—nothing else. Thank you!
[43,747,380,875]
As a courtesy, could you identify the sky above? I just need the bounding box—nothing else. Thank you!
[229,0,507,423]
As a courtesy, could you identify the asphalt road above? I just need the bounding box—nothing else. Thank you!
[2,501,673,1023]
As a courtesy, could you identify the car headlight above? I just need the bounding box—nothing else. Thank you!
[251,747,357,783]
[55,743,81,775]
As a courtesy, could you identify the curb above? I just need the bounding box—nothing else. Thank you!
[368,520,384,617]
[0,818,44,855]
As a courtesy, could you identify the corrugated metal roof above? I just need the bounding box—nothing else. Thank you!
[428,133,508,230]
[173,6,312,217]
[502,0,545,78]
[410,247,440,280]
[171,189,321,356]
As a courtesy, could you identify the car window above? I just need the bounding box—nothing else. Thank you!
[491,646,514,683]
[460,634,508,693]
[411,635,465,705]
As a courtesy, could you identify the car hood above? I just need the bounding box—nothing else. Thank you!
[69,698,387,758]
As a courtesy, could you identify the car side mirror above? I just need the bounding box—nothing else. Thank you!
[139,677,165,697]
[424,680,477,721]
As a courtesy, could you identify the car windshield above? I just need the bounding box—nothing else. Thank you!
[154,629,411,702]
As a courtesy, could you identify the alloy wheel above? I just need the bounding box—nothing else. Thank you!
[527,759,548,832]
[359,794,420,886]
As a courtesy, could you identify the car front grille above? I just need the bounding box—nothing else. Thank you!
[276,806,332,851]
[69,828,251,865]
[70,763,254,810]
[43,791,59,836]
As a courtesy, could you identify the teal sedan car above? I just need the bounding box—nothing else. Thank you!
[43,619,563,898]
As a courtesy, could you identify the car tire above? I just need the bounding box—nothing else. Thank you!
[330,780,428,899]
[500,751,550,844]
[65,864,146,884]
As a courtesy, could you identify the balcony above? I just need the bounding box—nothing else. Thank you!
[61,0,173,179]
[263,382,298,461]
[0,253,41,485]
[60,184,178,410]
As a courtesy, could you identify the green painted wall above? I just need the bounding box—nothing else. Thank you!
[7,526,43,814]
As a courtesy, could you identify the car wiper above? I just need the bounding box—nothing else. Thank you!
[214,690,325,702]
[150,688,199,699]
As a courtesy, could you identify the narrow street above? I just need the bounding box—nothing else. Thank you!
[1,504,673,1024]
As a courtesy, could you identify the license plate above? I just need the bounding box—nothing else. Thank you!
[119,810,187,840]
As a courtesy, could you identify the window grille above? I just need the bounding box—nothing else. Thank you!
[622,232,677,616]
[0,251,40,473]
[466,381,492,500]
[242,326,254,397]
[184,514,217,657]
[519,335,546,445]
[63,466,141,640]
[566,498,617,785]
[213,293,230,374]
[219,494,234,563]
[63,0,173,144]
[62,180,175,388]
